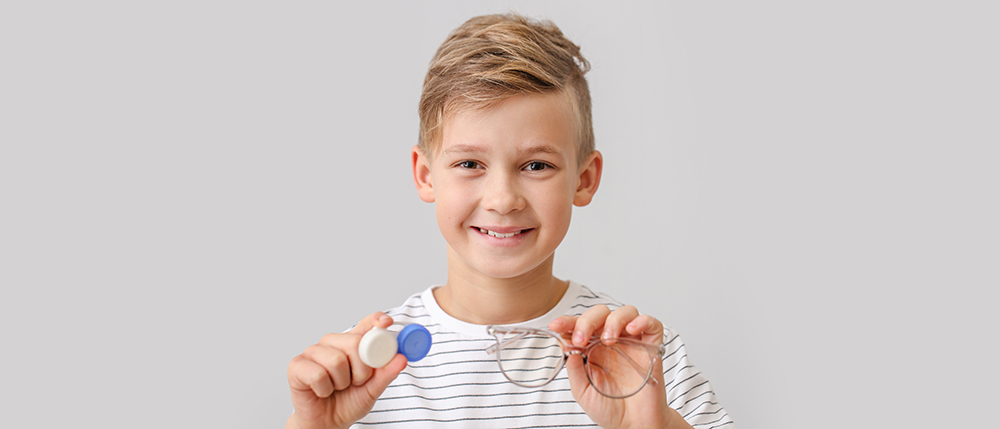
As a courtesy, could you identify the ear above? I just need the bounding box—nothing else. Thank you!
[573,150,603,207]
[411,145,435,203]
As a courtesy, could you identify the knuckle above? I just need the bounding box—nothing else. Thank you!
[319,332,361,349]
[288,355,305,373]
[619,305,638,314]
[591,304,610,314]
[329,350,349,371]
[605,317,625,330]
[353,369,373,386]
[581,305,607,320]
[307,370,329,388]
[302,344,322,358]
[612,306,638,321]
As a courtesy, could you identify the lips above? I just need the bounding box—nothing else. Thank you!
[472,226,534,239]
[476,227,523,238]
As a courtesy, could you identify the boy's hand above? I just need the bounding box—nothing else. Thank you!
[549,306,693,429]
[285,312,407,429]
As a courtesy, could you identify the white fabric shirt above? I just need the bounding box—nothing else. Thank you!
[352,281,735,428]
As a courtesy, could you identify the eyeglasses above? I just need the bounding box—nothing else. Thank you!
[485,326,667,398]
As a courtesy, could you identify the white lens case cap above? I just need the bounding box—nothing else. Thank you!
[358,328,398,368]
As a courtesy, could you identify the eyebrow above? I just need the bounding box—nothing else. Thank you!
[441,144,564,157]
[518,144,564,157]
[440,144,489,157]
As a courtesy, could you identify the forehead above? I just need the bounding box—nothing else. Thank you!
[438,92,578,158]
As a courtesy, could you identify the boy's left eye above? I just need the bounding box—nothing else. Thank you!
[524,161,551,171]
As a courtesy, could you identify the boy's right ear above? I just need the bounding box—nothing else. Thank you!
[411,145,435,203]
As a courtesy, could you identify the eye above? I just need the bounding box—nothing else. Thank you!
[524,161,552,171]
[457,160,480,169]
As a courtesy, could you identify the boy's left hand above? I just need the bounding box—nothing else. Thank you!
[549,306,693,429]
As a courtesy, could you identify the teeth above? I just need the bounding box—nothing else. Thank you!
[477,228,522,238]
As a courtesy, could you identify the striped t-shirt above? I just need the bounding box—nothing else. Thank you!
[353,281,735,428]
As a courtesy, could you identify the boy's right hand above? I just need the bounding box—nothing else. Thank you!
[285,312,407,429]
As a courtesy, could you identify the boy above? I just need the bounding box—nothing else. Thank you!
[286,13,734,429]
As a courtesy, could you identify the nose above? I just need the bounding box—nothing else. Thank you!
[480,171,526,214]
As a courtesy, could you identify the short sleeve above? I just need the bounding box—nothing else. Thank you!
[661,328,736,428]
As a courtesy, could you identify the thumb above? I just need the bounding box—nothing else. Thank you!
[363,353,407,400]
[564,354,592,401]
[331,354,407,426]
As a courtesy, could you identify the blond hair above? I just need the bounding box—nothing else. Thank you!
[418,13,593,164]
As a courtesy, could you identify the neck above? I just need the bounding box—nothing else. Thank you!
[434,247,569,325]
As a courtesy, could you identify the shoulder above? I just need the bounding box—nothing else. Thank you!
[569,283,684,341]
[382,289,432,325]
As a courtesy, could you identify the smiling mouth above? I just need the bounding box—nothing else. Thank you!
[475,227,532,238]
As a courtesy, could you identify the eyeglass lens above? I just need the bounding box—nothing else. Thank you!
[584,339,656,398]
[495,333,656,397]
[496,332,564,387]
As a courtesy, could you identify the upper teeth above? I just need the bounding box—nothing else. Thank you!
[478,228,522,238]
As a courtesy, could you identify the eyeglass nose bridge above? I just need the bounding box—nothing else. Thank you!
[564,346,590,365]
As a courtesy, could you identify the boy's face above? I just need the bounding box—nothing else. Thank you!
[412,92,602,280]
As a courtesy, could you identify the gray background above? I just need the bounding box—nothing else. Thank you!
[1,1,996,428]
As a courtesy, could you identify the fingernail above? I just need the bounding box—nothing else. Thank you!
[379,315,391,324]
[602,329,613,340]
[573,331,584,344]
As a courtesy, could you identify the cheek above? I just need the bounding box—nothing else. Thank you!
[435,187,473,225]
[536,189,574,226]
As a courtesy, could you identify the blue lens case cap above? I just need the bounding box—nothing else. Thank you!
[397,324,432,362]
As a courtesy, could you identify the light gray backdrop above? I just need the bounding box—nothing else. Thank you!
[1,1,996,428]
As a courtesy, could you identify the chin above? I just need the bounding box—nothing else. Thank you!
[477,268,529,280]
[469,256,550,280]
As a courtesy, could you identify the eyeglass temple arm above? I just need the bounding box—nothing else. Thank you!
[484,329,535,356]
[603,342,662,386]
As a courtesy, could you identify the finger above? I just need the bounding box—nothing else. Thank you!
[348,312,394,335]
[571,305,612,347]
[301,344,353,391]
[362,353,408,402]
[548,315,578,334]
[563,353,592,402]
[600,305,640,340]
[329,312,395,384]
[625,314,664,344]
[624,315,668,389]
[288,355,335,398]
[318,332,375,386]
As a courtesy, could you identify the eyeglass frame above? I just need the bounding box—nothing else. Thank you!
[485,325,668,399]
